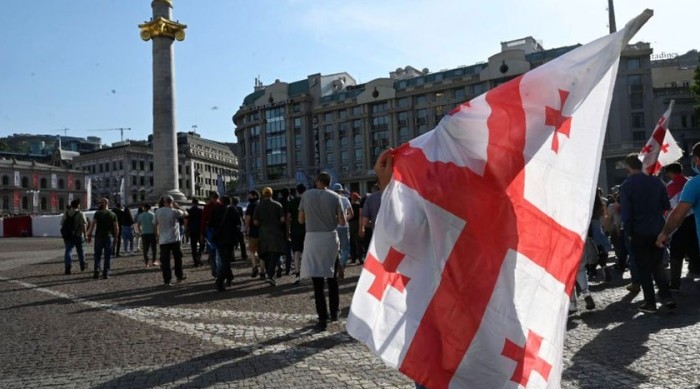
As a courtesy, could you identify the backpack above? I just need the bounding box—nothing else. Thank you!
[61,212,78,240]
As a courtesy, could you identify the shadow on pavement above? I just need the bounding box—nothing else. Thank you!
[89,326,354,389]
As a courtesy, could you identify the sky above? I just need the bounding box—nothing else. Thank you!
[0,0,697,147]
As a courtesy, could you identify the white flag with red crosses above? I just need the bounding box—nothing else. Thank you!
[638,100,683,175]
[347,10,653,389]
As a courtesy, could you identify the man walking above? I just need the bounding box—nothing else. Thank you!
[137,203,158,267]
[299,173,346,331]
[254,187,287,286]
[155,195,188,286]
[86,198,119,279]
[287,184,306,284]
[212,196,240,291]
[621,153,674,313]
[201,191,224,278]
[332,183,354,272]
[186,198,203,267]
[60,199,88,274]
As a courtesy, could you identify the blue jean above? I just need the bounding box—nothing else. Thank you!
[121,225,134,253]
[94,236,112,276]
[206,227,221,277]
[337,226,350,266]
[64,236,85,269]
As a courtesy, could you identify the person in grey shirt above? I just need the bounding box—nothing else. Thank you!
[299,172,346,331]
[154,195,188,286]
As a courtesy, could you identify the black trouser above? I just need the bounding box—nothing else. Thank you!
[160,242,184,283]
[141,233,157,263]
[362,227,373,256]
[669,215,700,288]
[349,221,361,261]
[610,228,628,269]
[217,244,235,285]
[113,225,122,256]
[631,234,671,305]
[235,231,247,260]
[262,252,280,280]
[189,231,202,265]
[312,275,339,322]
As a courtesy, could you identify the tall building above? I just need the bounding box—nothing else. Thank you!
[234,38,698,193]
[72,132,238,206]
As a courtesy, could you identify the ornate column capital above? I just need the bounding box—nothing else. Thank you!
[138,17,187,41]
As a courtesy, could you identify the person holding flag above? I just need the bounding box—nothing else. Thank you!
[347,10,653,388]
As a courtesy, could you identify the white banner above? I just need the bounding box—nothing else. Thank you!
[51,174,57,189]
[85,176,92,209]
[14,171,20,187]
[32,191,39,208]
[68,192,74,205]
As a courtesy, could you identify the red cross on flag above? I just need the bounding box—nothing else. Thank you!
[639,100,683,175]
[347,10,652,389]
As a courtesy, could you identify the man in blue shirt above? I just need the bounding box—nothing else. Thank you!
[658,142,700,268]
[621,153,673,313]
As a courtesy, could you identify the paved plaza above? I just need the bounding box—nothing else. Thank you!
[1,238,699,388]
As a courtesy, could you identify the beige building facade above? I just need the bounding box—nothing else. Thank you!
[234,38,698,193]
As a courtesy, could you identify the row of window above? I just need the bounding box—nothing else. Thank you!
[1,195,67,211]
[0,175,81,190]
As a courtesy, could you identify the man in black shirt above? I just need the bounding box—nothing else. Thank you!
[186,198,203,266]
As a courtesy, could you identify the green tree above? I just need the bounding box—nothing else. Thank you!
[692,60,700,117]
[226,179,238,194]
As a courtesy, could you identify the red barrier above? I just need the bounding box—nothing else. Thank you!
[3,215,33,237]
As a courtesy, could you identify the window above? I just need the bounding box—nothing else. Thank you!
[324,112,334,122]
[339,109,348,121]
[75,180,81,191]
[106,163,110,172]
[632,131,646,141]
[397,97,410,108]
[140,176,145,186]
[140,161,145,170]
[120,161,124,170]
[473,83,485,96]
[627,75,642,86]
[1,175,7,186]
[113,162,117,171]
[630,93,643,110]
[40,178,47,189]
[22,196,28,210]
[41,197,47,210]
[2,196,7,209]
[454,88,465,100]
[631,113,645,128]
[416,95,426,106]
[371,102,388,114]
[293,104,301,113]
[21,177,28,188]
[150,162,153,171]
[58,179,65,189]
[58,198,65,210]
[371,116,389,131]
[682,115,688,128]
[352,106,362,116]
[627,58,640,70]
[132,176,137,185]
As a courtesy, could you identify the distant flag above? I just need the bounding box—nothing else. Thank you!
[346,10,652,389]
[85,176,92,209]
[638,100,683,175]
[119,177,125,204]
[216,174,225,194]
[247,173,256,191]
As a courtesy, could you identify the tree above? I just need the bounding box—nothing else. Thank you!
[693,59,700,118]
[226,178,238,194]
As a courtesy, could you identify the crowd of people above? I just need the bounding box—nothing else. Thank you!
[58,143,700,332]
[58,173,385,330]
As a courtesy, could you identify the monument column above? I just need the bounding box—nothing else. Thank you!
[139,0,187,202]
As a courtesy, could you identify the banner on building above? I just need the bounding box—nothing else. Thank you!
[13,191,20,208]
[14,171,20,187]
[33,173,39,189]
[86,176,92,209]
[68,193,74,206]
[68,175,74,191]
[51,174,57,189]
[32,191,39,208]
[51,193,57,209]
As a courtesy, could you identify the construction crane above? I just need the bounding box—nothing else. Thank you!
[53,128,70,136]
[87,128,132,142]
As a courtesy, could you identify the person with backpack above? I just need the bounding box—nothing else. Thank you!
[86,198,119,279]
[60,199,88,275]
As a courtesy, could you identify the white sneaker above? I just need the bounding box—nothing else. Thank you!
[569,299,578,313]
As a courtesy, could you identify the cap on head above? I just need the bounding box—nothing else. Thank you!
[331,183,344,192]
[262,187,273,197]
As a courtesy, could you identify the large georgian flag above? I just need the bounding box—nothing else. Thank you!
[347,10,652,389]
[639,100,683,175]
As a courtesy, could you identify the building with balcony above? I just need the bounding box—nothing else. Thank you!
[234,38,698,193]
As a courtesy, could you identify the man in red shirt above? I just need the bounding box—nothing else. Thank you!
[200,191,224,278]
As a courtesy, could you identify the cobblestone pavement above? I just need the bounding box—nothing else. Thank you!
[1,238,699,388]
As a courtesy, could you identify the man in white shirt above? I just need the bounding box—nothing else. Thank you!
[154,195,188,286]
